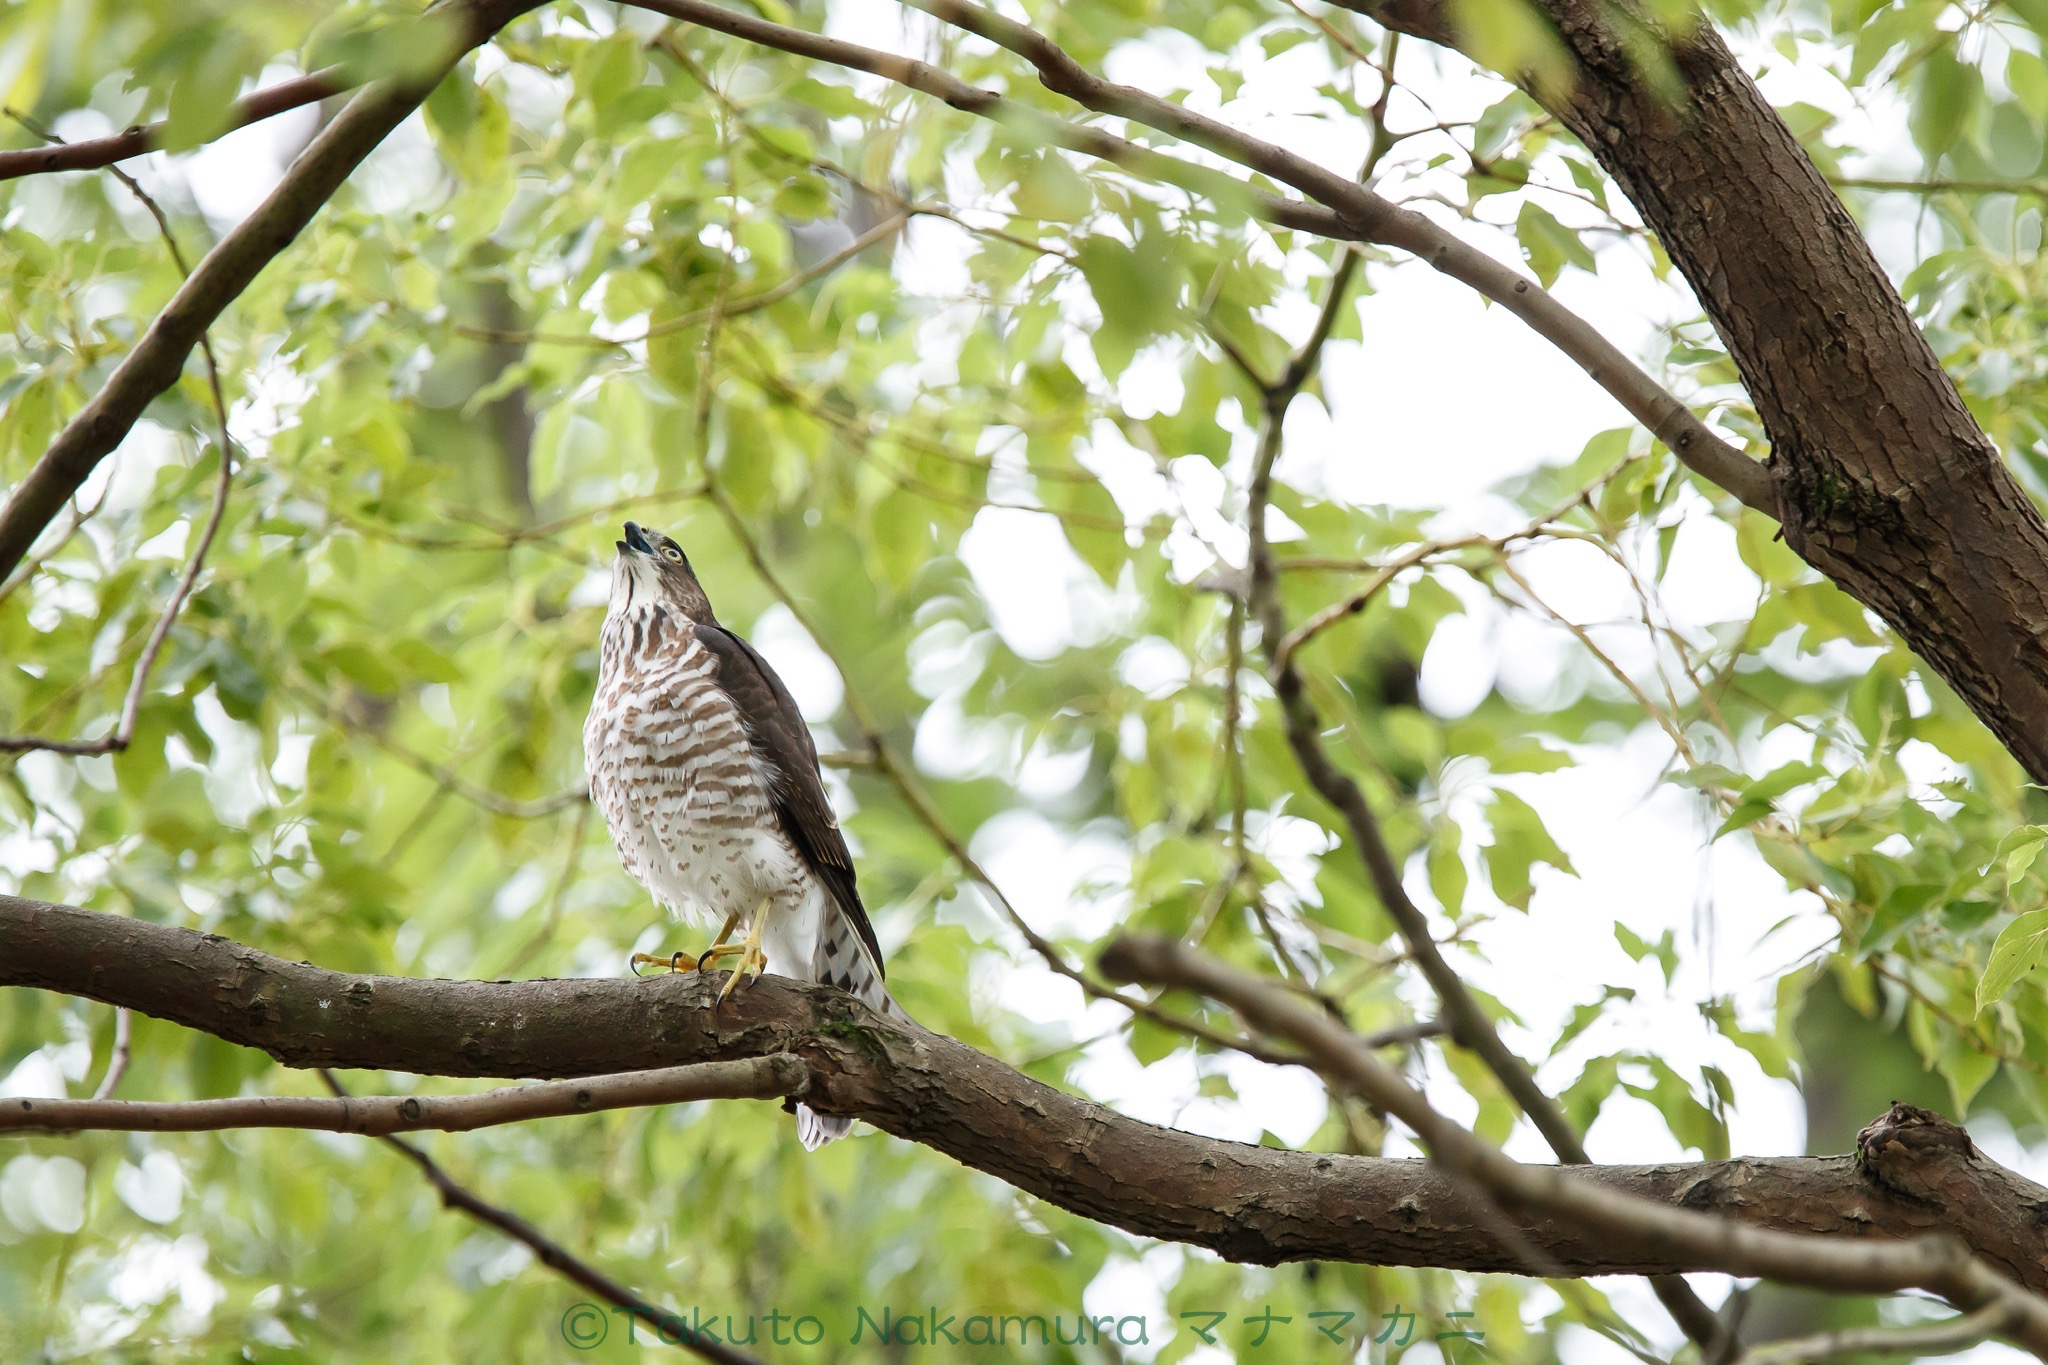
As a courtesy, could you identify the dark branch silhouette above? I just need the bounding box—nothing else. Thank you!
[0,69,348,183]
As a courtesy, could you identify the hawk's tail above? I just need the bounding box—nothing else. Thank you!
[801,907,906,1150]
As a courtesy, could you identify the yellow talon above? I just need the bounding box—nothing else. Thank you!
[694,942,748,972]
[627,911,742,980]
[629,949,699,975]
[717,902,771,1003]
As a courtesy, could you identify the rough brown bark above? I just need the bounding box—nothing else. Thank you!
[7,895,2046,1287]
[1343,0,2048,784]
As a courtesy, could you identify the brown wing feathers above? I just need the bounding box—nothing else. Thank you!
[694,624,886,975]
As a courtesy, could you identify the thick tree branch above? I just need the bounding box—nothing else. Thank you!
[1100,933,2048,1353]
[2,1056,805,1135]
[0,0,540,582]
[7,895,2048,1289]
[0,68,348,183]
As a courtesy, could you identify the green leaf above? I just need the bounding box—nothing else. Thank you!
[1427,825,1468,916]
[1938,1039,1999,1116]
[1483,790,1576,910]
[1623,1058,1728,1160]
[1074,232,1182,375]
[1615,923,1678,986]
[1910,44,1978,159]
[1976,908,2048,1014]
[1514,203,1596,288]
[1012,155,1093,222]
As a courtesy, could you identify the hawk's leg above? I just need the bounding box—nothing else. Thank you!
[629,911,742,976]
[717,900,772,1003]
[692,911,748,973]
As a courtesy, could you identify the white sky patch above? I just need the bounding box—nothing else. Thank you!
[1319,262,1635,509]
[1417,609,1496,718]
[958,507,1119,659]
[971,809,1130,941]
[115,1152,188,1225]
[1080,1249,1175,1361]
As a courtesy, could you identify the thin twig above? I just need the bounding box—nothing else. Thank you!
[0,488,108,606]
[444,211,908,347]
[1832,175,2048,199]
[0,69,347,182]
[492,798,595,977]
[317,1069,768,1365]
[0,0,541,581]
[1731,1304,2016,1364]
[90,1008,133,1101]
[0,365,236,756]
[1232,249,1729,1350]
[887,0,1772,509]
[5,1056,808,1135]
[0,116,237,756]
[297,678,588,819]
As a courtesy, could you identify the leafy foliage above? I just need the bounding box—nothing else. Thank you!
[5,0,2048,1358]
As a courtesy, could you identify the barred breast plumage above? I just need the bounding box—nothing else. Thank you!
[583,522,902,1149]
[585,609,779,928]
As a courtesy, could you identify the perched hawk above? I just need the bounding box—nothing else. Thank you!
[583,522,899,1148]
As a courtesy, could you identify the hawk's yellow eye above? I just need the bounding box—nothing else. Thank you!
[662,545,683,562]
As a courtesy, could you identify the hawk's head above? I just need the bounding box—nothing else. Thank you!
[610,521,715,622]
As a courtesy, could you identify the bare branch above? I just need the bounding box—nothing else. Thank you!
[1732,1304,2015,1364]
[90,1007,132,1100]
[1100,932,2048,1353]
[3,1056,806,1136]
[317,1070,766,1365]
[0,69,348,183]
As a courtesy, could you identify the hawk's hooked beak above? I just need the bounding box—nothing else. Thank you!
[620,522,654,556]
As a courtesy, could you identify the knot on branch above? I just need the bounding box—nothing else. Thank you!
[1778,461,1913,546]
[1856,1101,1977,1204]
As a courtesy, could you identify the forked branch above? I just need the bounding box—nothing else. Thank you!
[1100,933,2048,1354]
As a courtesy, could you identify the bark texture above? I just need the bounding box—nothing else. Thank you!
[7,895,2047,1287]
[1344,0,2048,783]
